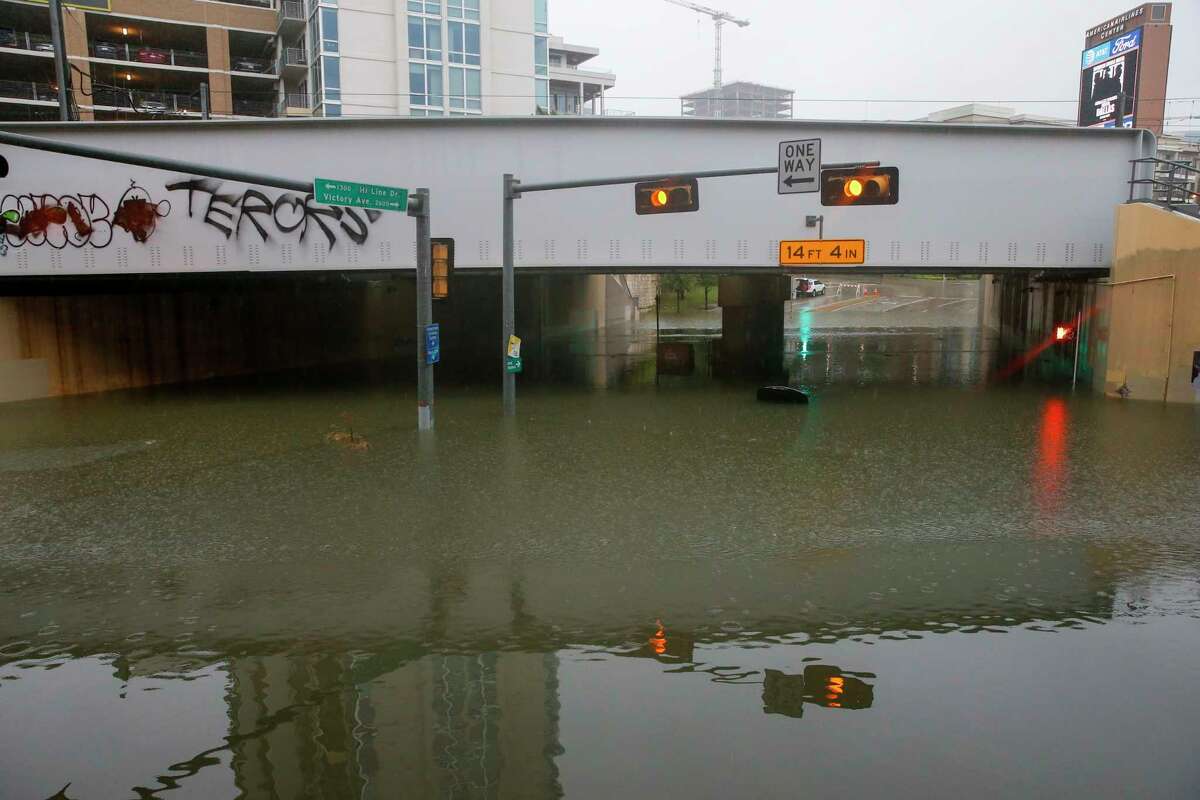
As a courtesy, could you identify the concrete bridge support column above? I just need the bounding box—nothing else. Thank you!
[716,275,790,379]
[985,272,1104,385]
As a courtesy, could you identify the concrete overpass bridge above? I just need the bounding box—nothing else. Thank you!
[2,117,1194,404]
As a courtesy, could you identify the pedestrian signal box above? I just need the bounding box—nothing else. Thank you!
[820,167,899,207]
[635,178,699,215]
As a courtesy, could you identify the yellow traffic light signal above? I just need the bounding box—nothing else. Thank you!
[431,237,453,300]
[821,167,899,207]
[635,178,699,215]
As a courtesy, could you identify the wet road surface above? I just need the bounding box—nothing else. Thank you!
[2,309,1199,798]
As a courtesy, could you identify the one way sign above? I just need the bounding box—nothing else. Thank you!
[778,138,821,195]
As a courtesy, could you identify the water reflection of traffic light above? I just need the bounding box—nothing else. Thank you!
[626,620,695,662]
[762,665,875,718]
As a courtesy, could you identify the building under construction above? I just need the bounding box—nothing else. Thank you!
[680,81,794,119]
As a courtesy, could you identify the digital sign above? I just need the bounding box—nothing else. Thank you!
[1078,28,1141,128]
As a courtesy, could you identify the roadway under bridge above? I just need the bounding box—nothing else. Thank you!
[1,117,1191,404]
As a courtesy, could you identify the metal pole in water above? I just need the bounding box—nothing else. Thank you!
[412,188,434,431]
[1071,307,1082,390]
[502,174,517,417]
[48,0,71,122]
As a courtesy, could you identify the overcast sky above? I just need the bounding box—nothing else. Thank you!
[550,0,1200,134]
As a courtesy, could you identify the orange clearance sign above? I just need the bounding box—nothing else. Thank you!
[779,239,865,266]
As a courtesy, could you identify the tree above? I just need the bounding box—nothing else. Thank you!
[659,274,694,312]
[699,274,718,309]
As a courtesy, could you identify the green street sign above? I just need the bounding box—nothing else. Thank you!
[505,356,523,374]
[313,178,409,212]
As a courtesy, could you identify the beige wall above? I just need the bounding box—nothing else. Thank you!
[205,27,233,115]
[108,0,277,30]
[1104,203,1200,403]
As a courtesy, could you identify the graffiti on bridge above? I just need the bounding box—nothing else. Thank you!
[1,177,383,256]
[165,178,383,250]
[1,181,170,250]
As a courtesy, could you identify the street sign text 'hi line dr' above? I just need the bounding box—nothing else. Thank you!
[313,178,409,213]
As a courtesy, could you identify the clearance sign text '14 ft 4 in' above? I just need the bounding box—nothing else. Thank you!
[779,239,866,266]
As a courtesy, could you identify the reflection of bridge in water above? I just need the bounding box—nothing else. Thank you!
[0,538,1132,798]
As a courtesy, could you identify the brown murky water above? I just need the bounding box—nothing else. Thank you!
[2,318,1199,799]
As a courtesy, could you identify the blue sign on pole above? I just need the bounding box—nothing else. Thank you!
[424,323,440,365]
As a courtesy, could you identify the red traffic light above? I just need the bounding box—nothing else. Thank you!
[635,178,699,215]
[821,167,899,207]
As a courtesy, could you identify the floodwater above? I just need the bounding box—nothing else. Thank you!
[3,283,1200,799]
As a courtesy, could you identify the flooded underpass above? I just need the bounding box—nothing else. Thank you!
[2,275,1199,799]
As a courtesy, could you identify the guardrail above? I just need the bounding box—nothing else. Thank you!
[1128,157,1200,213]
[91,87,201,115]
[279,0,305,23]
[0,78,58,102]
[233,98,276,117]
[277,47,307,72]
[0,29,55,53]
[90,42,208,69]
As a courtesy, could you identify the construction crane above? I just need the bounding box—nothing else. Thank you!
[663,0,750,91]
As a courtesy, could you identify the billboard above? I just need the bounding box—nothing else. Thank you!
[1078,28,1141,128]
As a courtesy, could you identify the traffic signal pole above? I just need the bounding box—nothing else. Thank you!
[501,160,876,415]
[411,188,435,431]
[502,174,518,417]
[47,0,71,122]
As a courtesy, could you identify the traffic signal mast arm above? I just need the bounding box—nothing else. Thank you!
[513,161,879,195]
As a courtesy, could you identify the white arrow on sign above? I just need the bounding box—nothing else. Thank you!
[778,138,821,195]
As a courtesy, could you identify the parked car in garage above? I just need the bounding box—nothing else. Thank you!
[93,40,123,59]
[232,57,270,73]
[136,47,169,64]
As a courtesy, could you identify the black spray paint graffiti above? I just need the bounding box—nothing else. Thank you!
[0,177,381,256]
[1,181,170,250]
[164,178,382,250]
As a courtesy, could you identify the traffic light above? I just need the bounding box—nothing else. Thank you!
[820,166,899,207]
[431,237,453,300]
[635,177,699,215]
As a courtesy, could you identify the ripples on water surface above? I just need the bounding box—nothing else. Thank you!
[1,328,1199,799]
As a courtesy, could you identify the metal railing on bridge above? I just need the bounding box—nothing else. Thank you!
[1129,157,1200,217]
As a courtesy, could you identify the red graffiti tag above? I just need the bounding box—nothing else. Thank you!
[113,197,159,243]
[66,202,93,238]
[18,205,67,239]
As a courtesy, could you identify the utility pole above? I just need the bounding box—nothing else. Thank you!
[47,0,72,121]
[411,188,434,431]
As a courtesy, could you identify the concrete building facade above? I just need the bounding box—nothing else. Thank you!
[680,80,793,120]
